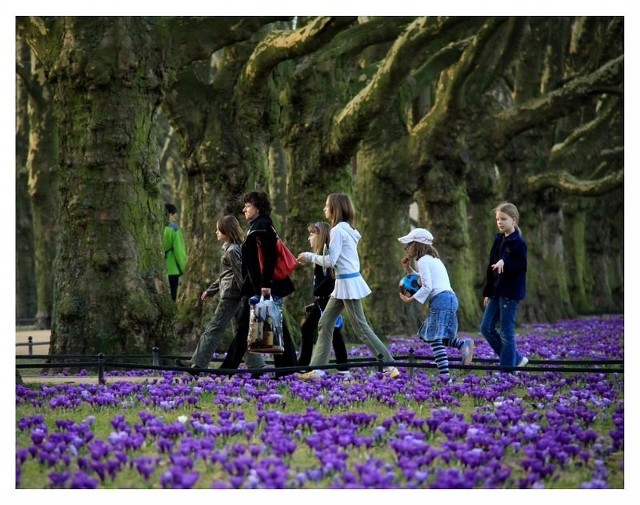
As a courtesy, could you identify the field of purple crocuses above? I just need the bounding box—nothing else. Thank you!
[15,316,623,489]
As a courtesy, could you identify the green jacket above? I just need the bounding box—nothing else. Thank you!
[164,222,186,276]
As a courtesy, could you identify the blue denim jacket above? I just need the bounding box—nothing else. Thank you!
[482,229,527,300]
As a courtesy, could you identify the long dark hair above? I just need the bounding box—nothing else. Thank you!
[217,215,244,245]
[326,193,355,227]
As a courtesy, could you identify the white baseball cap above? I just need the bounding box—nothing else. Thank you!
[398,228,434,245]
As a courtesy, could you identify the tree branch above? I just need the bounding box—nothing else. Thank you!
[331,16,474,158]
[241,16,357,93]
[526,169,623,196]
[488,55,624,148]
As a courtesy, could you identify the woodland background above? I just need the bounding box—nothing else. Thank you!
[14,16,624,357]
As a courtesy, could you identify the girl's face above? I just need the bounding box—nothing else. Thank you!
[216,226,228,243]
[308,229,319,249]
[323,199,332,220]
[496,211,516,235]
[243,202,259,221]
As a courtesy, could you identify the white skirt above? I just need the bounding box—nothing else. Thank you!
[331,273,372,300]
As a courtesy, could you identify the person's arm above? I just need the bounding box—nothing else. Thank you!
[229,245,243,291]
[258,225,277,289]
[174,229,187,274]
[298,228,342,269]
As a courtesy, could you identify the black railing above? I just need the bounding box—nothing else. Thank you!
[16,343,624,386]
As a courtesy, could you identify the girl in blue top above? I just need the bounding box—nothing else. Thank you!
[480,202,529,370]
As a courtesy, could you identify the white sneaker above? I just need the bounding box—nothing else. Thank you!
[517,356,529,367]
[383,366,400,379]
[460,339,475,365]
[297,370,325,380]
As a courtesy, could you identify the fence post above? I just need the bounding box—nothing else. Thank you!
[377,353,384,373]
[98,353,105,385]
[408,348,415,379]
[28,336,33,356]
[152,347,159,367]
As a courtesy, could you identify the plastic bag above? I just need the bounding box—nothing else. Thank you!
[247,295,284,354]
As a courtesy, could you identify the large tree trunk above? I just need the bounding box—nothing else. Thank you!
[37,18,175,355]
[16,38,36,323]
[26,53,58,329]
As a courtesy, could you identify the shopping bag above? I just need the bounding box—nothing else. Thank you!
[247,295,284,354]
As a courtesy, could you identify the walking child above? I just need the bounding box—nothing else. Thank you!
[296,193,399,380]
[480,202,529,370]
[176,215,263,373]
[298,222,349,375]
[398,228,474,382]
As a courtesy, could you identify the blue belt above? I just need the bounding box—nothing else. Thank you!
[336,272,361,279]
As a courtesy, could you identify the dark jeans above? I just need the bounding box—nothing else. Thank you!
[480,297,524,369]
[299,298,348,371]
[220,297,298,377]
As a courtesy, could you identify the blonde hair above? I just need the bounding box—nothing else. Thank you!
[217,215,244,245]
[308,221,331,254]
[494,201,521,231]
[326,193,355,227]
[404,242,440,260]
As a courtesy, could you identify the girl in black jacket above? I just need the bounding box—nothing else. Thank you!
[298,222,349,373]
[480,201,529,370]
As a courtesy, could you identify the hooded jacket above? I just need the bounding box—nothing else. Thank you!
[303,221,371,300]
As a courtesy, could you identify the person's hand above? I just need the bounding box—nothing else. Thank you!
[491,259,505,273]
[296,253,308,265]
[200,291,210,302]
[483,296,489,308]
[399,292,414,304]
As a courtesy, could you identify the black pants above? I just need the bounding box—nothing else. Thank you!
[220,297,298,377]
[168,275,180,301]
[298,298,348,371]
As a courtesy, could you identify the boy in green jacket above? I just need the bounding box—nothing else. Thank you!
[164,203,187,301]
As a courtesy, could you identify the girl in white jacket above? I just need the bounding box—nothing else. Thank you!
[296,193,399,380]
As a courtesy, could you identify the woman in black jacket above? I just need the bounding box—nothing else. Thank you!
[219,191,298,375]
[298,222,348,373]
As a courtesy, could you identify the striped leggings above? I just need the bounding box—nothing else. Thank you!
[429,337,464,378]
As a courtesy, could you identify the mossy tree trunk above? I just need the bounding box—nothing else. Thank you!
[20,17,175,355]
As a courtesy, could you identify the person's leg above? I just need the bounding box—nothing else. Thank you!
[192,298,241,369]
[424,292,454,379]
[309,298,343,367]
[497,298,519,368]
[331,328,349,371]
[168,275,179,301]
[220,300,252,370]
[480,297,502,358]
[298,304,321,367]
[273,317,299,376]
[342,299,394,363]
[429,338,449,379]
